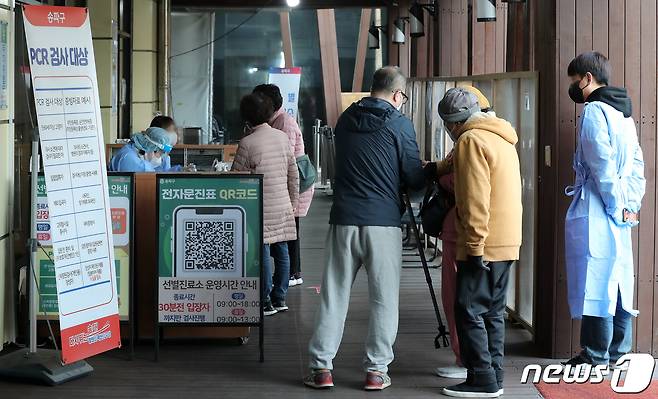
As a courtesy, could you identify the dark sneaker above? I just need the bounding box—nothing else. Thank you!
[441,382,502,398]
[304,369,334,389]
[562,353,591,366]
[562,354,608,376]
[273,301,289,312]
[364,371,392,391]
[263,302,278,316]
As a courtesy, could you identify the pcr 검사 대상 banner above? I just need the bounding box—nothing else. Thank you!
[23,5,121,364]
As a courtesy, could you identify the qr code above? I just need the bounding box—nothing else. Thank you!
[184,221,235,271]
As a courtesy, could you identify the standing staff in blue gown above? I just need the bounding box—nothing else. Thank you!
[563,52,646,370]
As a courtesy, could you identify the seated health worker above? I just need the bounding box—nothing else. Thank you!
[109,127,172,172]
[150,115,183,172]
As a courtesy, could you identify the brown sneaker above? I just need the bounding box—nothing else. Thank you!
[364,371,391,391]
[303,369,334,389]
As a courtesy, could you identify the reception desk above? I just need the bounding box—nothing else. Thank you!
[106,143,238,172]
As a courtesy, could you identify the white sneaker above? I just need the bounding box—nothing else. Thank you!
[435,366,468,379]
[288,278,299,287]
[295,277,304,286]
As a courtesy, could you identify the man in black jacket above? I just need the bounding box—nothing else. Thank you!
[305,66,426,391]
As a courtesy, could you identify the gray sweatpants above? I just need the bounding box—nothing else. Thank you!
[308,225,402,373]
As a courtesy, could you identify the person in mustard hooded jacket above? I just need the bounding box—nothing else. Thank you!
[432,85,493,382]
[437,88,522,398]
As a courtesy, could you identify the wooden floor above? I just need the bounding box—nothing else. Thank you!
[0,193,547,398]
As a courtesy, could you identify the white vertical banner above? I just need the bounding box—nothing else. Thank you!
[23,5,120,364]
[268,67,302,120]
[171,12,214,143]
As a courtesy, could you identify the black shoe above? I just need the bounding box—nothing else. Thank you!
[562,353,591,366]
[273,301,289,312]
[263,302,278,316]
[442,382,502,398]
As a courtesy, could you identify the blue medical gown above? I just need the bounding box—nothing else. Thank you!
[565,101,645,319]
[109,143,155,172]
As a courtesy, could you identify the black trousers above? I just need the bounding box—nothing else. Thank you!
[455,260,513,386]
[287,217,301,277]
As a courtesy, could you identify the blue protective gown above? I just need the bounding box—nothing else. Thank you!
[565,101,645,319]
[109,143,156,172]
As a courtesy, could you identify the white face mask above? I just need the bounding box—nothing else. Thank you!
[149,156,162,168]
[141,152,162,168]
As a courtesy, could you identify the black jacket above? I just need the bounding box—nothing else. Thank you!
[329,97,426,227]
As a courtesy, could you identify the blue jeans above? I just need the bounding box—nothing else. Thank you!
[263,242,290,304]
[580,290,633,365]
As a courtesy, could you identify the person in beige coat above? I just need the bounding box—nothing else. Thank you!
[232,92,299,316]
[253,84,314,288]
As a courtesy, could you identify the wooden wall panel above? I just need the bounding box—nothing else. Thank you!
[472,2,485,75]
[459,0,468,76]
[607,0,625,87]
[624,0,642,352]
[495,2,507,73]
[388,6,400,67]
[484,20,495,73]
[638,0,656,355]
[532,0,658,357]
[427,11,435,76]
[398,1,412,76]
[555,0,576,358]
[433,0,470,76]
[533,0,560,359]
[592,0,609,56]
[469,0,507,75]
[570,0,592,355]
[414,8,429,78]
[451,0,462,74]
[439,0,450,75]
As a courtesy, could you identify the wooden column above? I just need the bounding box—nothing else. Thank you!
[427,10,436,76]
[317,9,343,127]
[280,11,294,67]
[388,6,400,66]
[532,0,559,358]
[352,9,372,92]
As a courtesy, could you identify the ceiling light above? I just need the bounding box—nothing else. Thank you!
[286,0,300,7]
[477,0,497,22]
[392,18,405,44]
[409,4,425,37]
[368,24,381,49]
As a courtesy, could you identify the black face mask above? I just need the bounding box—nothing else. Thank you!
[568,77,590,104]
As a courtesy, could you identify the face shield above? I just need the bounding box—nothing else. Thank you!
[143,127,174,153]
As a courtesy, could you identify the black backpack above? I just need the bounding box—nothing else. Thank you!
[419,181,455,238]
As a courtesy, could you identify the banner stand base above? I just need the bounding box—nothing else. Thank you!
[0,348,93,386]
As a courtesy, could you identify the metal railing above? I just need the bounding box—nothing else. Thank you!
[312,119,336,192]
